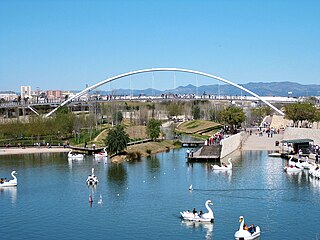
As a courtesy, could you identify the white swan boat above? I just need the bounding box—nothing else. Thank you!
[300,157,313,169]
[211,158,232,170]
[284,155,302,173]
[68,149,84,160]
[284,165,303,173]
[234,216,260,240]
[86,168,99,185]
[94,147,108,159]
[180,200,214,223]
[268,152,281,157]
[0,171,17,187]
[309,165,320,178]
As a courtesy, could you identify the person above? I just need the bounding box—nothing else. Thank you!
[190,149,194,157]
[243,223,249,230]
[199,210,203,217]
[192,208,197,215]
[316,153,319,164]
[298,149,303,158]
[248,224,256,234]
[92,143,96,150]
[0,178,3,184]
[186,149,190,157]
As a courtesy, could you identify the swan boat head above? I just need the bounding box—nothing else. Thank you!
[10,171,17,182]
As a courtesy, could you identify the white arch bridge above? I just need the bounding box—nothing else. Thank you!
[46,68,285,117]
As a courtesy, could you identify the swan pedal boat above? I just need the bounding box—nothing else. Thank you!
[284,165,302,173]
[211,158,232,170]
[86,168,99,185]
[300,158,313,169]
[94,147,108,159]
[268,152,281,157]
[284,155,303,173]
[180,200,214,223]
[309,165,320,178]
[68,150,84,160]
[234,216,260,240]
[0,171,17,187]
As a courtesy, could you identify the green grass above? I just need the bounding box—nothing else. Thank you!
[177,120,222,134]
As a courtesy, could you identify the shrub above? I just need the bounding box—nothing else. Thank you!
[127,151,142,161]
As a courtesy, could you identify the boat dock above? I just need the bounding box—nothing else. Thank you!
[180,140,204,147]
[70,146,104,155]
[186,145,221,162]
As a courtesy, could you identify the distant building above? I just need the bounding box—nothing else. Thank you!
[20,86,32,99]
[46,90,62,100]
[0,91,18,101]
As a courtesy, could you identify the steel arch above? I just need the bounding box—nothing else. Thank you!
[46,68,284,117]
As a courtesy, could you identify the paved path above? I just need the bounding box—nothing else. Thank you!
[242,129,283,151]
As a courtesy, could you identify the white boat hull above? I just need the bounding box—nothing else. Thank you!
[180,211,214,223]
[235,226,260,240]
[0,182,17,187]
[284,166,302,173]
[268,152,281,157]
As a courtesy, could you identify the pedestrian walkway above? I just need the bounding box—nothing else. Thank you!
[242,129,283,151]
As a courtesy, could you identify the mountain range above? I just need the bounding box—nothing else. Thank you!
[92,82,320,97]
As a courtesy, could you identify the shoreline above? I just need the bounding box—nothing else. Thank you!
[0,147,70,155]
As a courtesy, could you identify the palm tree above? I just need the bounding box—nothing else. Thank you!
[105,125,130,155]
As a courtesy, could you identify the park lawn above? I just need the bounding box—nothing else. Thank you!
[126,125,147,140]
[177,120,222,134]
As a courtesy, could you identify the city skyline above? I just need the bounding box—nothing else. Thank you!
[1,0,320,92]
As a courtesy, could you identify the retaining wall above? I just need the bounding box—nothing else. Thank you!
[220,132,244,158]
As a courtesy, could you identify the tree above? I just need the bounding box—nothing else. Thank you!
[192,105,201,120]
[284,102,316,127]
[167,102,182,118]
[112,110,123,125]
[220,106,246,133]
[105,125,130,155]
[146,118,161,141]
[251,106,272,125]
[315,109,320,129]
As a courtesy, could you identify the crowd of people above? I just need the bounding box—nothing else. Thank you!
[204,129,225,146]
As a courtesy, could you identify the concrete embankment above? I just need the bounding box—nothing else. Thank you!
[220,132,245,159]
[221,128,283,158]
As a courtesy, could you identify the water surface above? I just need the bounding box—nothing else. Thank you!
[1,149,320,239]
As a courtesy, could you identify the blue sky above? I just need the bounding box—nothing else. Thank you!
[1,0,319,92]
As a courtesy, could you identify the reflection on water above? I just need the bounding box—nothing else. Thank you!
[146,155,161,171]
[212,169,232,182]
[181,220,214,240]
[0,187,17,204]
[107,163,127,186]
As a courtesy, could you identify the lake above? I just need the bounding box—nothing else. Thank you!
[1,148,320,239]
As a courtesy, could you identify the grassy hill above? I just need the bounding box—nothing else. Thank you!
[177,120,222,135]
